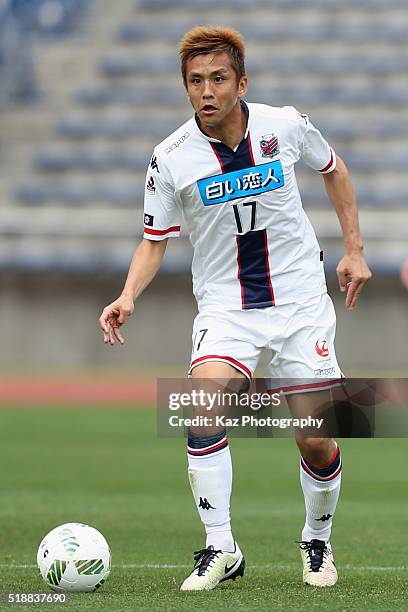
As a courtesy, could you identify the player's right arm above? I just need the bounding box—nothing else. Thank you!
[99,238,168,345]
[99,147,181,345]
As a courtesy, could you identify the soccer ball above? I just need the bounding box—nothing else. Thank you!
[37,523,111,592]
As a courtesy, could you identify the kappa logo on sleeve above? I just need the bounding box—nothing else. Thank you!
[197,160,284,206]
[150,155,160,173]
[144,213,154,226]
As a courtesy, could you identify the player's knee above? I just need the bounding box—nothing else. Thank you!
[187,427,226,449]
[296,436,333,465]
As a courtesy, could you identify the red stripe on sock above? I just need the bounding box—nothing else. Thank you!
[307,446,340,471]
[187,438,228,456]
[301,458,342,481]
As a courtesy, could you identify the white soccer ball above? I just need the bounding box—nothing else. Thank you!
[37,523,111,592]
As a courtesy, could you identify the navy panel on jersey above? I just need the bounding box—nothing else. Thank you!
[236,229,275,309]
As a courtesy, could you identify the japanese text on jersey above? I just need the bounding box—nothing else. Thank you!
[198,160,284,206]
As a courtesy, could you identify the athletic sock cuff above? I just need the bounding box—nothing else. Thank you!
[301,446,342,481]
[187,429,228,456]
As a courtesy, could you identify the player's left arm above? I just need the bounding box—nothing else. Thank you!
[323,155,372,310]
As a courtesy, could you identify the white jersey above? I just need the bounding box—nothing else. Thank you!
[143,102,336,310]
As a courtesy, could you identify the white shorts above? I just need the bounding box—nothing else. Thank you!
[189,293,343,393]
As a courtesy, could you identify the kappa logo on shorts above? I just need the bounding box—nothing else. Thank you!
[314,366,335,376]
[144,213,154,226]
[315,339,329,358]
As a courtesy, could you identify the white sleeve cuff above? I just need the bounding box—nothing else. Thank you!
[318,148,337,174]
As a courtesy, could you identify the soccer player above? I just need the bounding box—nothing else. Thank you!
[99,27,372,590]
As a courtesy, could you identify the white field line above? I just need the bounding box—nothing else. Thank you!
[1,563,407,571]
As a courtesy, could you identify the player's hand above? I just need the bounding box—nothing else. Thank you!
[99,295,134,345]
[336,252,372,310]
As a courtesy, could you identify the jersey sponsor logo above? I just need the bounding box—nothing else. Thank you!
[150,154,160,173]
[144,213,154,226]
[165,131,190,154]
[260,133,279,158]
[197,160,284,206]
[315,338,329,358]
[146,176,156,193]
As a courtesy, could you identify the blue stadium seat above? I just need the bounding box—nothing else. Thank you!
[54,110,407,142]
[15,175,407,209]
[76,84,186,107]
[316,114,408,140]
[55,113,190,140]
[98,49,408,78]
[338,148,408,173]
[118,17,407,44]
[15,179,145,206]
[34,147,150,172]
[247,51,408,77]
[136,0,407,9]
[249,82,408,108]
[99,53,178,78]
[75,81,408,110]
[298,181,407,209]
[12,0,91,36]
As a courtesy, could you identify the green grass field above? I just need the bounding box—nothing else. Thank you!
[0,407,407,611]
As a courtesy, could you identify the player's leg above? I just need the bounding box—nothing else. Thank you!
[188,361,245,554]
[181,310,261,591]
[288,391,341,586]
[265,293,342,586]
[181,361,247,591]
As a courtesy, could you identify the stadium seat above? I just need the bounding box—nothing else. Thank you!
[2,0,406,277]
[75,80,408,110]
[249,81,408,108]
[12,0,91,36]
[54,109,406,142]
[98,49,408,78]
[136,0,406,8]
[76,83,187,107]
[55,113,190,140]
[15,173,407,209]
[99,53,178,78]
[247,51,408,77]
[119,16,407,44]
[33,147,151,172]
[339,147,408,173]
[15,179,145,206]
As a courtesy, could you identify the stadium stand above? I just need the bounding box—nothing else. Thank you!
[0,0,407,272]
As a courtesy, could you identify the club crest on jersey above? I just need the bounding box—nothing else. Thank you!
[260,133,279,159]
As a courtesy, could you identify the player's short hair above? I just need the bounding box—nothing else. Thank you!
[179,26,246,87]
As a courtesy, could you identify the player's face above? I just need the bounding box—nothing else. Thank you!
[185,52,247,131]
